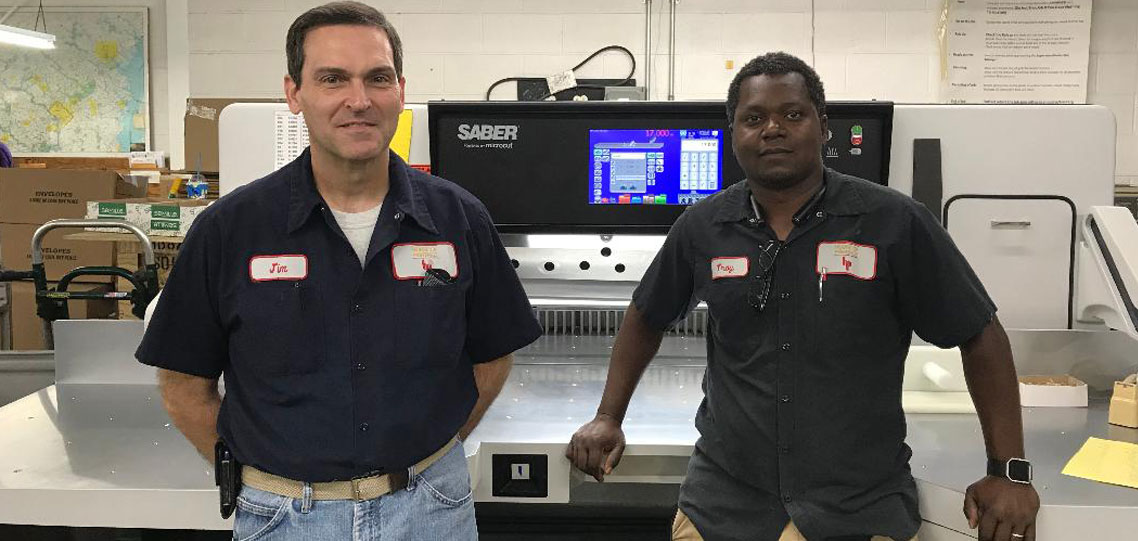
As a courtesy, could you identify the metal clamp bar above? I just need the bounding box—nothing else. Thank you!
[0,270,35,282]
[644,0,652,100]
[668,0,677,101]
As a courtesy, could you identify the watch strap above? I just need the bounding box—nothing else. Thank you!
[988,457,1032,483]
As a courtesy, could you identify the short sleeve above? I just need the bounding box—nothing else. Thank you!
[463,206,542,364]
[135,212,228,378]
[893,202,997,348]
[632,210,697,331]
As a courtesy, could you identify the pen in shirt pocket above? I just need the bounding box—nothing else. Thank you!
[818,267,827,303]
[419,267,456,287]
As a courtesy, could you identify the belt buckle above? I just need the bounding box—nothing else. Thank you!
[350,476,366,502]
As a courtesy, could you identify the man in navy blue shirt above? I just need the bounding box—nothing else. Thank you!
[137,3,541,539]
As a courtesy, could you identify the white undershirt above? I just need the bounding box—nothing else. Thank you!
[330,203,383,266]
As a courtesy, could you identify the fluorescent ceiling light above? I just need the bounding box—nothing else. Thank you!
[0,23,55,49]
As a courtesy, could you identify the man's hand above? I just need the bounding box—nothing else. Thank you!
[565,413,626,482]
[963,476,1040,541]
[459,355,513,440]
[157,368,221,463]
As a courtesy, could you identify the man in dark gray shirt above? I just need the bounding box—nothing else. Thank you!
[567,52,1039,541]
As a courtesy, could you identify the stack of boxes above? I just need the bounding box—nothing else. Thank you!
[0,169,146,349]
[85,198,209,318]
[86,198,209,237]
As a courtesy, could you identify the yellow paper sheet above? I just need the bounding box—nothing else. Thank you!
[391,109,413,161]
[1061,437,1138,489]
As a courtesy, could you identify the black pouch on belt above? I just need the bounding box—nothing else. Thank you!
[215,440,242,519]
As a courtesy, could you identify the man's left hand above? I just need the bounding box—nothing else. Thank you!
[963,475,1040,541]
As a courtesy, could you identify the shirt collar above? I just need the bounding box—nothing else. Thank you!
[287,148,438,235]
[713,167,868,225]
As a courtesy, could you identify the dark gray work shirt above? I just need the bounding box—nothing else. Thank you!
[137,149,541,482]
[633,169,995,540]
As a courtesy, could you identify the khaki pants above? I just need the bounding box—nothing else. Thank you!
[672,509,918,541]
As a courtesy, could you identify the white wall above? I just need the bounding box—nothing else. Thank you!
[13,0,1132,182]
[1089,0,1138,185]
[181,0,1137,184]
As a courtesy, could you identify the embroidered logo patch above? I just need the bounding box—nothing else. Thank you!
[392,242,459,280]
[816,241,877,280]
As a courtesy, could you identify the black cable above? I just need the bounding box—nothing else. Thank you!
[484,45,637,101]
[484,76,534,101]
[34,0,47,33]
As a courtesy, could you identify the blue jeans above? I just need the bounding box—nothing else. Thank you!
[232,443,476,541]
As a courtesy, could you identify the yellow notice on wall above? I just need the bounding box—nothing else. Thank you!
[391,109,413,161]
[1061,437,1138,490]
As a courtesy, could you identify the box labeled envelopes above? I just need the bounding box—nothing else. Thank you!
[0,169,145,224]
[0,223,115,283]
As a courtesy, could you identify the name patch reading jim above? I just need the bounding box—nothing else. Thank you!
[816,241,877,280]
[249,255,309,281]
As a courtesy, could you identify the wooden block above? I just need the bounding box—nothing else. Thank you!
[13,156,131,170]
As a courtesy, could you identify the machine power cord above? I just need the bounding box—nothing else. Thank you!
[484,45,637,101]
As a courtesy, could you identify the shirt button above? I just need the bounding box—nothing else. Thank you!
[394,212,403,221]
[352,303,363,314]
[779,292,790,300]
[781,343,791,351]
[783,494,792,503]
[780,444,791,454]
[748,218,757,224]
[356,363,366,371]
[360,423,369,432]
[781,395,791,403]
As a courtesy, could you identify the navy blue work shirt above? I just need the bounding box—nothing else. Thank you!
[137,149,542,482]
[634,169,996,540]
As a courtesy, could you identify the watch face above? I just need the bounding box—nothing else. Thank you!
[1007,459,1032,483]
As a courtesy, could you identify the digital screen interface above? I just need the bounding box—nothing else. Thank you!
[588,129,724,206]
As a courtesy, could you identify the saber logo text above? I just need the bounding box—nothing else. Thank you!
[457,124,518,149]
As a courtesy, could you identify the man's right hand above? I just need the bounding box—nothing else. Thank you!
[566,413,626,482]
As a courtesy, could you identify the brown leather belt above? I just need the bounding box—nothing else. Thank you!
[242,437,458,502]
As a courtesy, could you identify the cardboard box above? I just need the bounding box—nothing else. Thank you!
[0,224,115,283]
[1018,375,1088,408]
[11,156,131,170]
[185,98,283,173]
[114,239,183,319]
[84,199,131,232]
[0,169,146,225]
[115,238,182,287]
[6,281,116,350]
[1108,375,1138,428]
[143,199,209,236]
[86,198,209,236]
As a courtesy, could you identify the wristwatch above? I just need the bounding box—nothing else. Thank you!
[987,457,1033,484]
